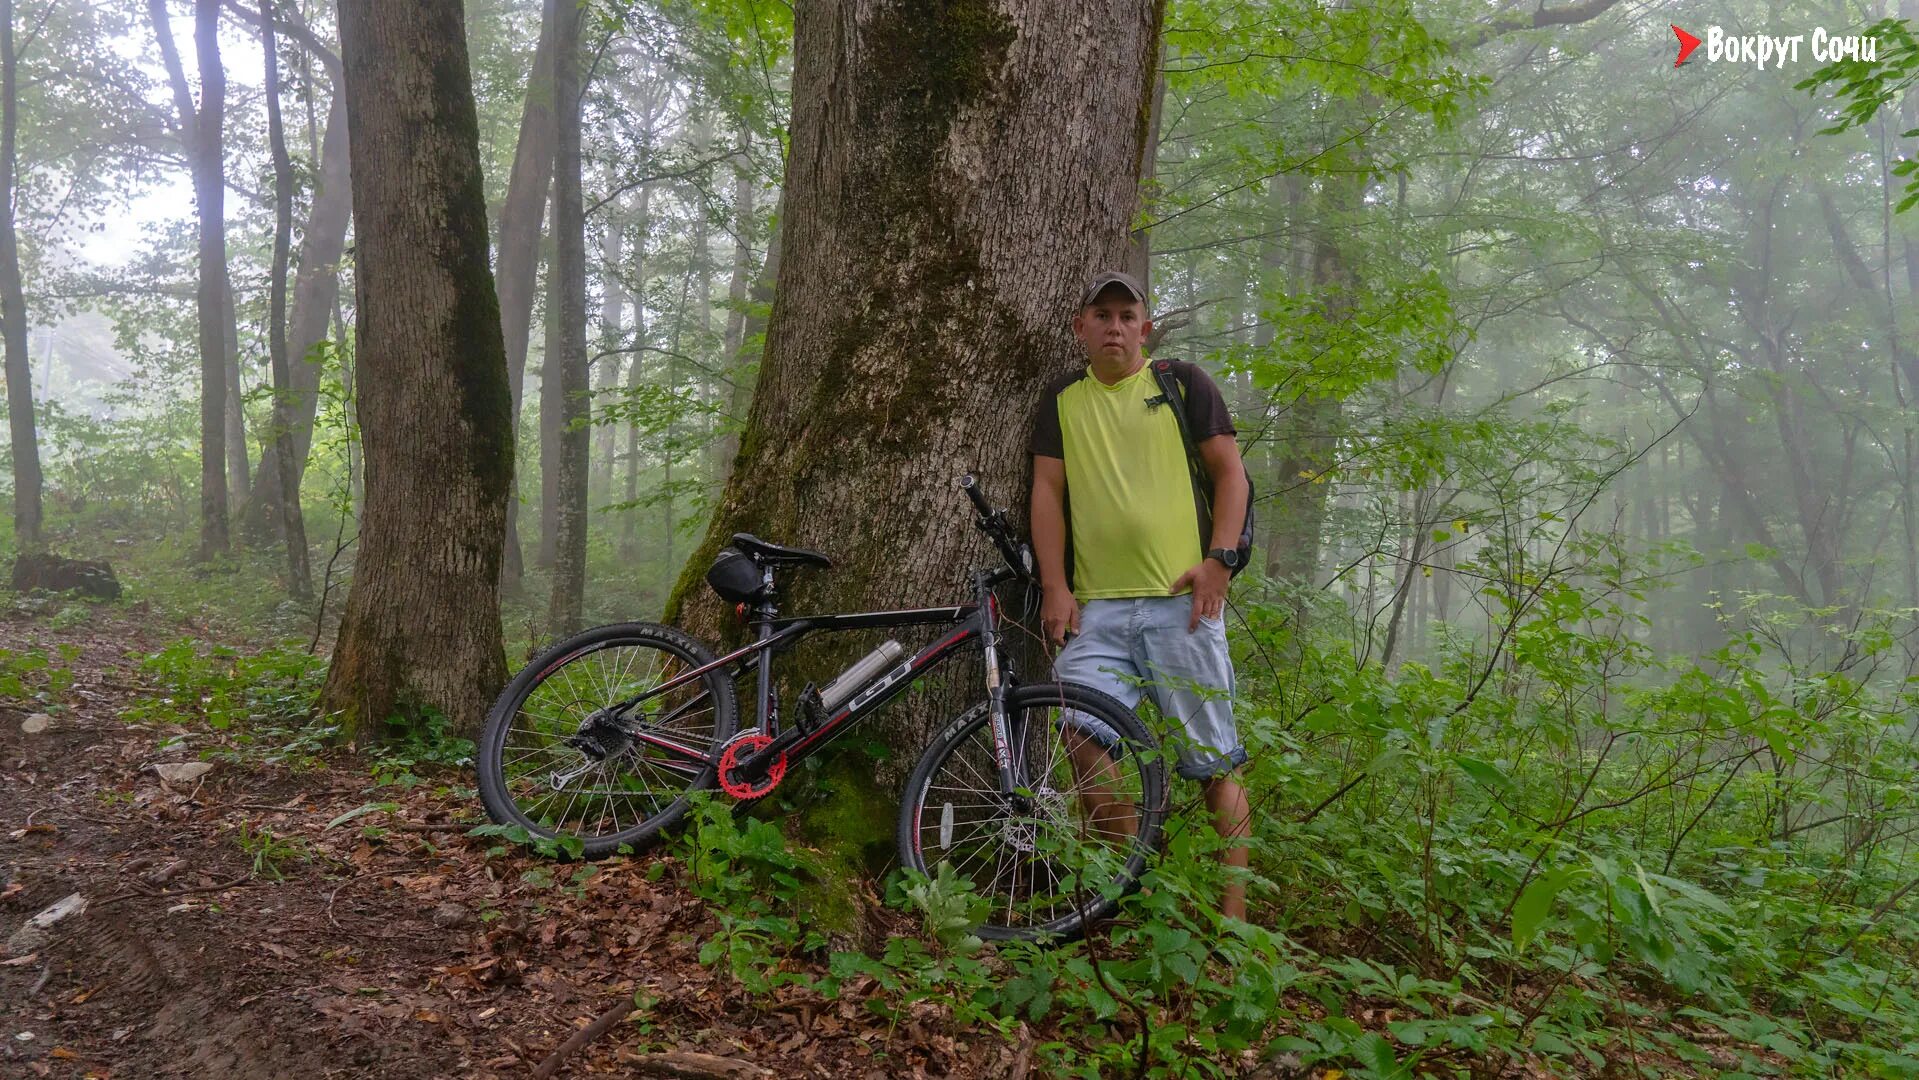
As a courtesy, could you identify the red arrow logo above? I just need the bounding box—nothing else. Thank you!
[1672,25,1701,66]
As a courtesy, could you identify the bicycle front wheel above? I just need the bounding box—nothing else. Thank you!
[897,682,1168,943]
[477,622,738,857]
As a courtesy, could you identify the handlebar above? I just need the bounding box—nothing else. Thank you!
[957,474,1032,582]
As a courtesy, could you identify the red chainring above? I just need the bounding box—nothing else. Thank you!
[717,733,786,799]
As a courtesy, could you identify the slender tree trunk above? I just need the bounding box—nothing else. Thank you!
[662,0,1165,855]
[536,236,560,569]
[619,192,651,559]
[260,0,311,597]
[1265,170,1354,593]
[498,0,559,591]
[544,0,588,636]
[0,0,40,549]
[321,0,513,741]
[716,156,755,479]
[595,191,623,494]
[195,6,231,567]
[223,284,248,503]
[246,82,351,542]
[151,0,233,560]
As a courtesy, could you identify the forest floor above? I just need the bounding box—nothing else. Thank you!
[0,600,1773,1080]
[0,601,1022,1080]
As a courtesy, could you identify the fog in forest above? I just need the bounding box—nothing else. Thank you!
[3,1,1919,1076]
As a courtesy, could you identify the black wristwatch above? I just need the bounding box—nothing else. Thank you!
[1206,548,1241,570]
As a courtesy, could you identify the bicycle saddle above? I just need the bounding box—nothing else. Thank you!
[730,533,833,569]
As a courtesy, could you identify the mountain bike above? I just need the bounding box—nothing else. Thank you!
[476,475,1169,942]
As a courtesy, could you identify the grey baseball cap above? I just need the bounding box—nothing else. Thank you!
[1080,269,1148,310]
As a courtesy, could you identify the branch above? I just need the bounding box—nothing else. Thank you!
[222,0,340,81]
[1464,0,1623,49]
[145,0,198,140]
[585,149,748,218]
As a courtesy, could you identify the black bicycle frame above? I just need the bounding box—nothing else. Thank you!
[609,562,1027,796]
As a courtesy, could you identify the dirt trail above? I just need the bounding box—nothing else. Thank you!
[0,606,994,1079]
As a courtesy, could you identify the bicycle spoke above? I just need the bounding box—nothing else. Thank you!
[492,636,728,846]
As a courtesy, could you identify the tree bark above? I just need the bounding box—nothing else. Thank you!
[150,0,231,560]
[320,0,513,742]
[497,0,559,591]
[0,0,41,549]
[662,0,1166,815]
[545,0,588,637]
[260,0,311,597]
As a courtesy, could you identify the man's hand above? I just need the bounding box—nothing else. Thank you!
[1171,559,1230,631]
[1042,585,1081,649]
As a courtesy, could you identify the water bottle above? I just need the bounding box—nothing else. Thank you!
[817,640,906,714]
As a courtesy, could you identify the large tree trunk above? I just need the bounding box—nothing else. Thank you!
[497,0,559,592]
[544,0,587,636]
[0,0,41,549]
[259,0,311,597]
[662,0,1165,864]
[151,0,232,560]
[321,0,513,742]
[245,85,351,543]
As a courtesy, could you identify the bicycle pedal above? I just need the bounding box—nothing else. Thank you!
[797,684,828,734]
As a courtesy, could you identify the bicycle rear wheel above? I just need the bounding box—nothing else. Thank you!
[897,682,1168,943]
[477,622,737,857]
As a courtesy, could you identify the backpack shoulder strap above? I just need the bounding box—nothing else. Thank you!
[1152,359,1217,546]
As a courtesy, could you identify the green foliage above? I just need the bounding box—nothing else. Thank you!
[232,821,314,881]
[0,643,79,711]
[675,793,826,993]
[126,638,334,768]
[366,708,476,788]
[1797,17,1919,211]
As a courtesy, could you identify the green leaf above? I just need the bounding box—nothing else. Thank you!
[1512,867,1578,952]
[326,801,401,829]
[1454,756,1512,792]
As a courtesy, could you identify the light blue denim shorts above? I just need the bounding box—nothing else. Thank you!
[1052,595,1246,780]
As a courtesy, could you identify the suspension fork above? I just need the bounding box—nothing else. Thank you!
[979,575,1028,809]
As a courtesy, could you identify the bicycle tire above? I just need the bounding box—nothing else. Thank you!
[477,622,738,858]
[897,681,1169,944]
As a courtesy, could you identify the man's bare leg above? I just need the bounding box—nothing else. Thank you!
[1203,772,1250,921]
[1064,730,1137,842]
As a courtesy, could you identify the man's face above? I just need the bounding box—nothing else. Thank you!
[1073,287,1151,363]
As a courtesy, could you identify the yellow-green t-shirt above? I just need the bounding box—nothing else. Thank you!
[1029,360,1237,599]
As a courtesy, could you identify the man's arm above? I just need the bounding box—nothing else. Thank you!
[1031,455,1079,645]
[1196,434,1249,552]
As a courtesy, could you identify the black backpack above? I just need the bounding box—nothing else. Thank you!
[1149,360,1255,577]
